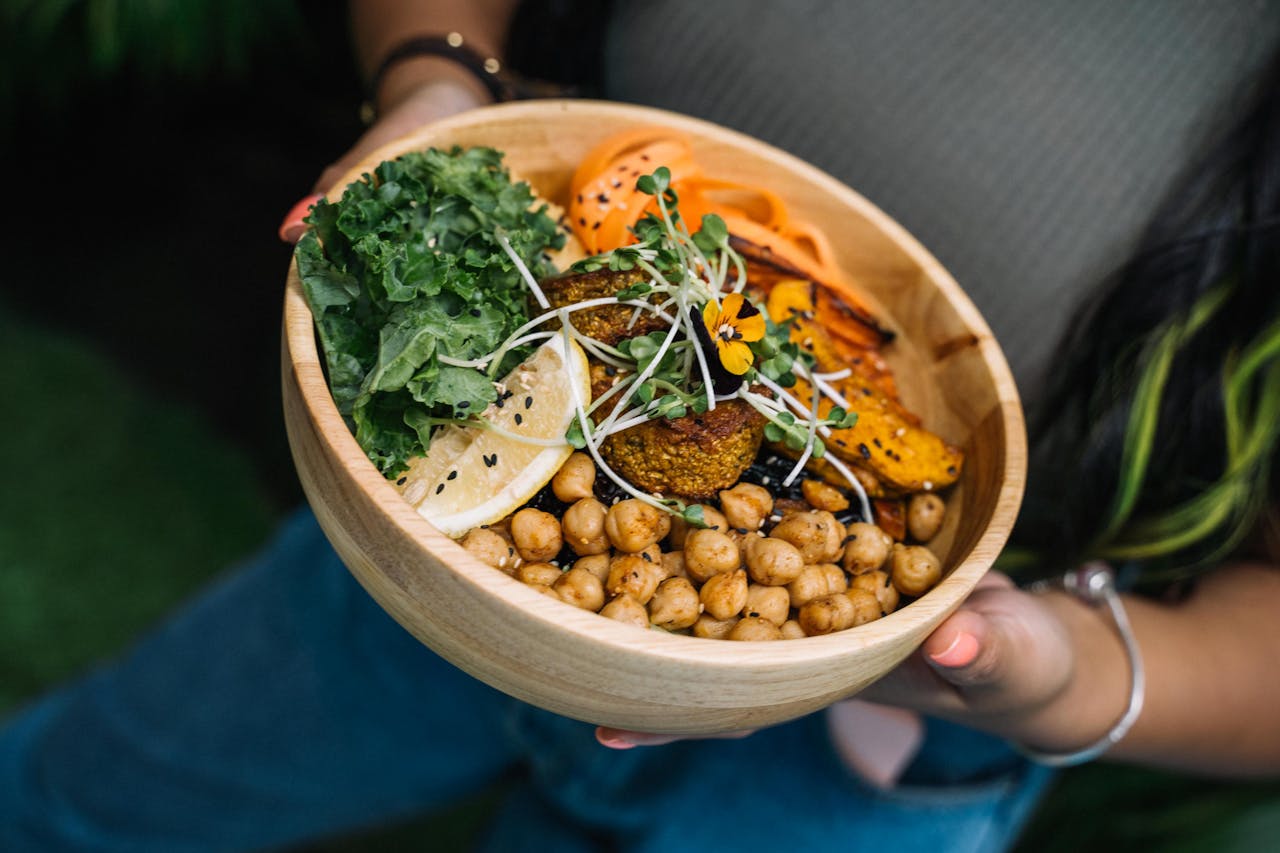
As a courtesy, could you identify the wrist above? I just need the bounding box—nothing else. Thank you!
[374,57,493,118]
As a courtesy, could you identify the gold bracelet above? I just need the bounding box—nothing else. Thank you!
[1016,562,1146,767]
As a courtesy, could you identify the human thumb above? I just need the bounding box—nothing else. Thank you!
[921,608,1012,688]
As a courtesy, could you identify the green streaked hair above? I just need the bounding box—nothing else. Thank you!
[1005,49,1280,587]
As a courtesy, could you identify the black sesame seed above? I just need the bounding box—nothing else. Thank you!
[592,221,601,230]
[947,465,958,475]
[862,387,873,396]
[515,413,523,426]
[872,438,882,448]
[578,217,586,226]
[835,439,847,447]
[576,193,584,203]
[525,396,533,409]
[495,398,504,408]
[435,483,445,495]
[447,470,457,481]
[596,192,610,204]
[858,443,871,459]
[469,308,482,317]
[458,400,470,409]
[396,477,407,486]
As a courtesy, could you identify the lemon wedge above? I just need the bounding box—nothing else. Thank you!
[395,335,590,537]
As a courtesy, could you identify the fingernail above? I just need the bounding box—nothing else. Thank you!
[595,728,637,750]
[278,194,322,244]
[929,631,979,668]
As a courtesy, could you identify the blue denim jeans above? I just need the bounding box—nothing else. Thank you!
[1,509,1052,852]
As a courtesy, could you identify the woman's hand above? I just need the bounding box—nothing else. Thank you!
[597,572,1125,759]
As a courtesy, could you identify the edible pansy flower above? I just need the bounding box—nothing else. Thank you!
[701,293,766,375]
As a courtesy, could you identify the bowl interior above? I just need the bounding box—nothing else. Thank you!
[283,100,1025,732]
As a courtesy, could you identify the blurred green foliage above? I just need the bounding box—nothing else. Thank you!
[0,0,307,132]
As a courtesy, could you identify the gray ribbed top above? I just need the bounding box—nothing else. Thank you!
[603,0,1278,402]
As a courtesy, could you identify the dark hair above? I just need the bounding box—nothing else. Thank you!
[1011,48,1280,586]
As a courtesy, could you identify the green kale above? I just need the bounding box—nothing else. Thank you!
[296,146,564,477]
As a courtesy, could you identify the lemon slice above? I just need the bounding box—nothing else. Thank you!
[395,335,590,537]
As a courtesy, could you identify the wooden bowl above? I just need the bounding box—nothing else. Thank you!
[282,100,1025,734]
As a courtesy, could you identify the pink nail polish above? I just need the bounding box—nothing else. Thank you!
[929,631,979,668]
[596,735,636,750]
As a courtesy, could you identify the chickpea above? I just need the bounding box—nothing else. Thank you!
[460,528,517,574]
[515,561,562,587]
[744,536,805,586]
[780,619,807,640]
[745,584,790,627]
[692,613,739,639]
[842,522,894,574]
[553,567,605,611]
[728,616,784,641]
[798,593,857,636]
[605,499,669,553]
[700,569,749,621]
[600,594,650,628]
[718,482,774,532]
[573,553,612,584]
[851,569,899,614]
[683,529,741,583]
[818,562,848,595]
[635,543,663,567]
[648,577,701,630]
[801,479,849,512]
[510,508,563,562]
[561,498,610,556]
[606,554,664,605]
[770,510,845,563]
[891,544,943,597]
[666,504,729,549]
[528,583,562,600]
[907,493,946,542]
[661,550,689,581]
[551,451,596,502]
[845,587,883,626]
[787,565,833,608]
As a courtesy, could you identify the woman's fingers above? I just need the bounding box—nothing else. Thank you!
[595,726,756,750]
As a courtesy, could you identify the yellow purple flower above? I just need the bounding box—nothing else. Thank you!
[701,293,766,375]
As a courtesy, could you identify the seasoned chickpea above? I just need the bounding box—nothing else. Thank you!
[460,528,517,574]
[553,567,605,611]
[770,510,845,563]
[842,522,894,574]
[787,565,833,608]
[798,592,857,636]
[648,577,701,630]
[528,583,561,600]
[510,508,563,562]
[700,569,749,621]
[635,543,663,566]
[728,616,784,641]
[683,529,741,583]
[745,584,790,627]
[661,550,689,580]
[780,619,807,640]
[851,569,899,614]
[802,479,850,512]
[562,498,610,556]
[516,561,562,586]
[572,553,611,584]
[718,482,774,531]
[666,504,730,549]
[606,554,664,604]
[845,587,883,626]
[600,594,650,628]
[891,544,943,597]
[605,499,669,553]
[551,451,596,502]
[692,613,739,639]
[818,562,848,595]
[745,536,805,586]
[907,493,946,542]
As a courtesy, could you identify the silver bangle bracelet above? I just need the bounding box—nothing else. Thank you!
[1014,561,1146,767]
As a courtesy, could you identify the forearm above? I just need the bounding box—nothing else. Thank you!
[1025,562,1280,776]
[351,0,520,113]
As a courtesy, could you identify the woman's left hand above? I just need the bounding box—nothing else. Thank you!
[598,571,1123,757]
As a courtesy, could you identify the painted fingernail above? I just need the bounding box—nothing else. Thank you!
[278,194,322,244]
[595,729,637,750]
[929,631,979,668]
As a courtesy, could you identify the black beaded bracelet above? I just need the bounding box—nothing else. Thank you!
[361,31,571,124]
